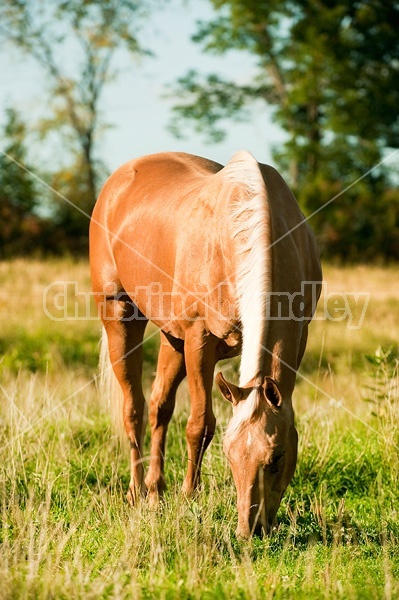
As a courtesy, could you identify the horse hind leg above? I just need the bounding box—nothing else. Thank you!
[102,296,148,504]
[145,332,186,507]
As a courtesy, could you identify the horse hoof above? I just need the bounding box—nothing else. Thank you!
[126,488,136,506]
[181,480,200,499]
[145,478,165,509]
[181,482,193,498]
[147,490,161,510]
[126,484,145,506]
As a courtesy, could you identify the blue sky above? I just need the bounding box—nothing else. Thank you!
[1,0,285,174]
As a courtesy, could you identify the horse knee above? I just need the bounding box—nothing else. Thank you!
[149,382,176,428]
[123,401,147,443]
[186,414,216,448]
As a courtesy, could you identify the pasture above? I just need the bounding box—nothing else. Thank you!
[0,258,398,599]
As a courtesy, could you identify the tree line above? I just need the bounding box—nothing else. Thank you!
[1,0,398,260]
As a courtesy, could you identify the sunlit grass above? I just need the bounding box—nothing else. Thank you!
[0,258,399,598]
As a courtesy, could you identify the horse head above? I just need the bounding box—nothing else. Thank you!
[216,372,298,539]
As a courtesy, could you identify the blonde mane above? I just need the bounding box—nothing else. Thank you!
[222,151,272,436]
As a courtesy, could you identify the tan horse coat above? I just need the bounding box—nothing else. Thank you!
[90,151,322,537]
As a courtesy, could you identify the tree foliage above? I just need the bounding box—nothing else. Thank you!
[0,108,38,215]
[0,108,48,257]
[170,0,399,260]
[0,0,152,253]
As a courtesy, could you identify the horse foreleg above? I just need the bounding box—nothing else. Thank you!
[103,299,148,505]
[145,332,186,506]
[182,325,217,497]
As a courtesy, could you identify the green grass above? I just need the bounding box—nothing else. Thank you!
[0,259,399,598]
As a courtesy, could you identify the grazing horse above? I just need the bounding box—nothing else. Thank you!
[89,151,322,538]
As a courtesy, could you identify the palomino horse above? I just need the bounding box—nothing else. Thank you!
[90,151,322,538]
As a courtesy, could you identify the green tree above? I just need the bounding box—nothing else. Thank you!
[0,0,152,252]
[0,108,44,257]
[0,108,38,215]
[170,0,399,259]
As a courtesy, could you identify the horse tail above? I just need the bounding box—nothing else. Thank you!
[98,326,127,448]
[223,151,272,387]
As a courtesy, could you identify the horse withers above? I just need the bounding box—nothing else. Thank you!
[89,151,322,538]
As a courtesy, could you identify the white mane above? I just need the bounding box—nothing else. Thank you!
[223,151,271,385]
[222,151,272,436]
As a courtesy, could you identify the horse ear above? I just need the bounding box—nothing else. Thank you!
[215,372,242,406]
[262,376,283,408]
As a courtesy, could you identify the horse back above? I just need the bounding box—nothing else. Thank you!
[90,152,238,336]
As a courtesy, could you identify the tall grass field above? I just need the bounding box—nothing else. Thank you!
[1,258,398,599]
